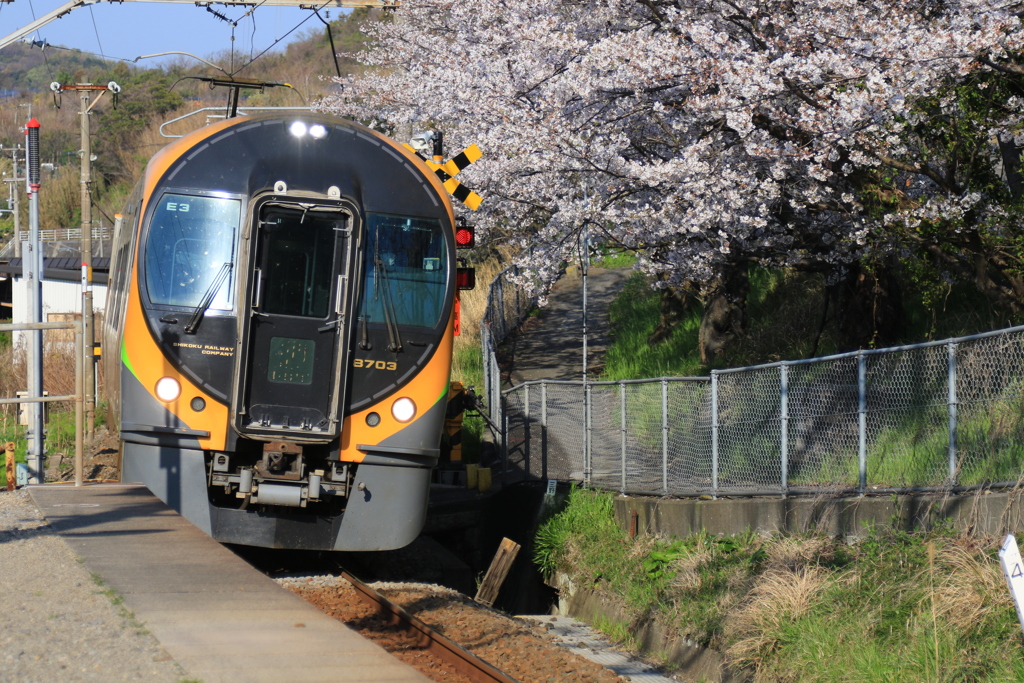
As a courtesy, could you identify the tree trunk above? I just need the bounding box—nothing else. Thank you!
[648,278,697,345]
[698,265,750,364]
[832,261,905,352]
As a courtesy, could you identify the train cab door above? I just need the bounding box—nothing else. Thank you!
[235,200,358,440]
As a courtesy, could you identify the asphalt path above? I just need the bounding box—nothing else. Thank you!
[507,266,631,385]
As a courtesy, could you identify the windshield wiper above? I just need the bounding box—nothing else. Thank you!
[374,257,403,353]
[184,262,232,335]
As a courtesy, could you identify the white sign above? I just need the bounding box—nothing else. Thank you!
[546,479,557,497]
[999,534,1024,635]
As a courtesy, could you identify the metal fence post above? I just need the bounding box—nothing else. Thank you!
[74,326,83,487]
[620,382,627,495]
[541,382,548,480]
[858,352,867,494]
[584,382,592,486]
[780,364,788,498]
[524,384,531,478]
[661,379,669,495]
[481,324,489,411]
[711,372,719,498]
[948,341,958,485]
[501,392,508,485]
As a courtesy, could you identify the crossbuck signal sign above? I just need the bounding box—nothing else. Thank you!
[404,142,483,210]
[1000,534,1024,635]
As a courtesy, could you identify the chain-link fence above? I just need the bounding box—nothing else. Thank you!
[480,270,1024,495]
[480,265,538,448]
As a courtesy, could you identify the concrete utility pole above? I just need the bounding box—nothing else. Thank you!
[2,145,23,257]
[12,146,21,258]
[51,81,120,442]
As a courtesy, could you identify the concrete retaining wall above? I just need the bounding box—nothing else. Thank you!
[615,489,1024,540]
[554,574,744,682]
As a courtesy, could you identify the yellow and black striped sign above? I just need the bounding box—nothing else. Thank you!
[406,143,483,210]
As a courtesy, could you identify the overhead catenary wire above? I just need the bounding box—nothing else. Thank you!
[230,1,331,77]
[88,5,105,61]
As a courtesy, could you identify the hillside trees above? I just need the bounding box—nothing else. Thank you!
[320,0,1024,359]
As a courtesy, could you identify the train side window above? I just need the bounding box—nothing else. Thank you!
[144,194,240,310]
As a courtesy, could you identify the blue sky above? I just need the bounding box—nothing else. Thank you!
[0,1,340,68]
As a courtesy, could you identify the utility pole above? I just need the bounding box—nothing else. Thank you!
[2,145,22,257]
[12,146,21,258]
[50,80,120,442]
[25,118,43,484]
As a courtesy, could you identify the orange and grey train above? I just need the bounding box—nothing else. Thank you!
[103,112,467,550]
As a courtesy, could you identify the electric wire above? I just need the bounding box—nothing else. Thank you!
[24,0,57,87]
[88,5,106,62]
[230,2,330,77]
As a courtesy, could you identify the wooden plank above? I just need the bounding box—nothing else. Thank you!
[474,537,520,607]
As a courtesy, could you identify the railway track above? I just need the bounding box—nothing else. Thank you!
[342,572,519,683]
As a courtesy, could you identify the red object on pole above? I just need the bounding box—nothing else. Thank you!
[25,118,40,192]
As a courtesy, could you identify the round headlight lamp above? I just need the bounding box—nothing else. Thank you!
[391,397,416,423]
[155,377,182,402]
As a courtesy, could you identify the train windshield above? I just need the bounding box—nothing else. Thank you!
[360,214,448,329]
[144,194,240,310]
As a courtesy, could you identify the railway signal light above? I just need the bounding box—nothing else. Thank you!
[456,267,476,290]
[455,220,475,248]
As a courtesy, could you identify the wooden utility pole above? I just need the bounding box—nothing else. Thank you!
[50,81,121,442]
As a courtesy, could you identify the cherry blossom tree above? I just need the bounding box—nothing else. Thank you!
[319,0,1024,358]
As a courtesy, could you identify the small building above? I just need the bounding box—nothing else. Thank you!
[0,257,109,348]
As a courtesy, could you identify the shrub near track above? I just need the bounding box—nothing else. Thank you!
[535,487,1024,681]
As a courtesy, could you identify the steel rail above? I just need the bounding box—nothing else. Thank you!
[341,572,519,683]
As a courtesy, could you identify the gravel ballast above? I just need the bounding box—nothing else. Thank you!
[0,489,184,682]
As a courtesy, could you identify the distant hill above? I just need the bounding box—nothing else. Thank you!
[0,41,113,92]
[0,7,379,94]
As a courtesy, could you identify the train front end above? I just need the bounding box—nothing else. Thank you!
[106,114,458,550]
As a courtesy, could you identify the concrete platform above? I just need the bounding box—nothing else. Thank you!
[28,483,431,683]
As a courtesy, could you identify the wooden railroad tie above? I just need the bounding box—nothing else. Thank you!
[474,537,521,607]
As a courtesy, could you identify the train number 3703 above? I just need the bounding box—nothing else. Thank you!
[353,358,398,371]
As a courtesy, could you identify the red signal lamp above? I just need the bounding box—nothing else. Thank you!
[455,224,475,248]
[456,267,476,290]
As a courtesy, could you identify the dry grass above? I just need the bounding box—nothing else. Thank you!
[763,535,835,573]
[725,566,830,670]
[39,166,83,231]
[931,536,1012,633]
[669,537,715,593]
[0,331,99,413]
[451,255,510,385]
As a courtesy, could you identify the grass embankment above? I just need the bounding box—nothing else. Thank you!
[602,266,1018,380]
[536,487,1024,681]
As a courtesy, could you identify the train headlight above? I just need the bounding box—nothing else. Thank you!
[155,377,181,402]
[309,124,328,139]
[391,397,416,423]
[289,121,308,138]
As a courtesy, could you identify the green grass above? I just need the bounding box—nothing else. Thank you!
[450,336,486,463]
[536,489,1024,680]
[592,247,638,270]
[603,266,1024,381]
[603,273,706,380]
